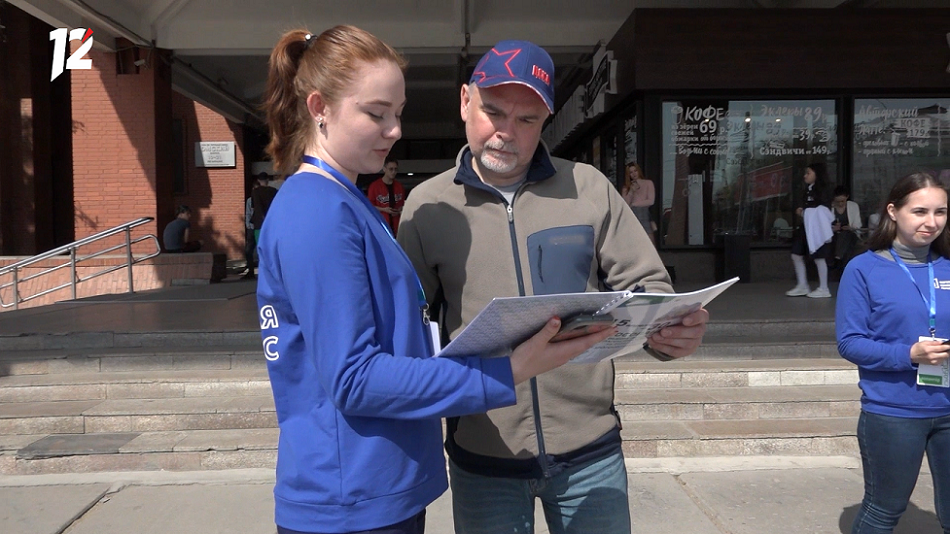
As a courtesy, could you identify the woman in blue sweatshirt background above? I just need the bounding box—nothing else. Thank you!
[836,172,950,534]
[256,26,616,534]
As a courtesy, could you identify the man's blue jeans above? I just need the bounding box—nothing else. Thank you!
[852,411,950,534]
[449,448,630,534]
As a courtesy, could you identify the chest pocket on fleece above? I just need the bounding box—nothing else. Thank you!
[526,225,595,295]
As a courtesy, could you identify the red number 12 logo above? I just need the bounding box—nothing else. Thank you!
[50,28,94,82]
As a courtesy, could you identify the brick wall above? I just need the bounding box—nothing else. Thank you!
[0,253,218,311]
[70,44,246,261]
[71,46,160,253]
[172,92,246,259]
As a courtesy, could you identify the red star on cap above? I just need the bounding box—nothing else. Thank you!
[472,47,522,82]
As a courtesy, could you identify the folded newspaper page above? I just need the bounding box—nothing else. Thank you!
[437,277,739,363]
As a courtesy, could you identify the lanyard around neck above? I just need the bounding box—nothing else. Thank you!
[301,155,387,228]
[301,155,430,322]
[890,248,936,337]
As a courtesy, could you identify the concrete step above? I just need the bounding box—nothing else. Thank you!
[0,358,852,403]
[705,319,835,338]
[0,370,271,402]
[612,358,857,388]
[0,357,863,473]
[0,396,276,435]
[0,428,278,475]
[0,318,833,353]
[0,333,841,380]
[0,331,261,352]
[615,384,860,422]
[614,336,838,362]
[621,417,859,458]
[0,347,264,376]
[0,416,861,474]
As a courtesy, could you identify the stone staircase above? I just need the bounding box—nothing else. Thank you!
[0,318,857,474]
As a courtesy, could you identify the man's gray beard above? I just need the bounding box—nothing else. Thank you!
[478,143,518,174]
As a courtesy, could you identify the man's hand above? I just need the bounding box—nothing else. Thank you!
[646,308,709,360]
[509,317,617,385]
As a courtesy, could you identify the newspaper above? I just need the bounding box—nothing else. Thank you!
[437,277,739,363]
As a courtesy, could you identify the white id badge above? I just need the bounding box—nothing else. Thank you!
[916,336,950,388]
[429,321,442,356]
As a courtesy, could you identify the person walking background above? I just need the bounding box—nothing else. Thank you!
[831,184,863,270]
[250,172,278,243]
[621,162,656,246]
[836,172,950,534]
[244,179,259,278]
[367,155,405,235]
[255,26,614,534]
[786,162,834,298]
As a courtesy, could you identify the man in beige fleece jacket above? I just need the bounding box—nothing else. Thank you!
[398,40,709,534]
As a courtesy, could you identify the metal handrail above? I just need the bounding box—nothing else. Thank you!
[0,217,162,310]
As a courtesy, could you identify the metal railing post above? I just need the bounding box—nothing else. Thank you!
[125,227,134,293]
[70,248,78,300]
[12,268,18,311]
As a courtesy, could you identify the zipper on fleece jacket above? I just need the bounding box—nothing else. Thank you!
[504,200,552,479]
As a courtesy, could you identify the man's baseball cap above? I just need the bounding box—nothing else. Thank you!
[469,40,555,113]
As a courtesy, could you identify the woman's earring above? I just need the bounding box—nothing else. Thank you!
[318,118,324,129]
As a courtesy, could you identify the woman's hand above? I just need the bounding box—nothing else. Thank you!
[910,339,950,366]
[509,318,617,385]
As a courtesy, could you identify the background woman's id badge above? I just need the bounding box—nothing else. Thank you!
[917,336,950,388]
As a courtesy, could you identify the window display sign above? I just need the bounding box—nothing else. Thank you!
[852,98,950,219]
[661,99,838,247]
[624,114,637,168]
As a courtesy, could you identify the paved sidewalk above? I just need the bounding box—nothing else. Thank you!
[0,279,837,341]
[0,456,941,534]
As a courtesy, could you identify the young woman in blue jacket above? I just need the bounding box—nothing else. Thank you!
[836,172,950,534]
[255,26,616,534]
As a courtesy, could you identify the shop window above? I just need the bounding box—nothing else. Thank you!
[604,132,617,187]
[624,113,637,169]
[853,98,950,220]
[660,99,838,247]
[591,136,601,172]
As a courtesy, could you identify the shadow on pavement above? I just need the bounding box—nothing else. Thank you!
[839,501,943,533]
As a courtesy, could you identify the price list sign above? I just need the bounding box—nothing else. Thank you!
[661,99,837,246]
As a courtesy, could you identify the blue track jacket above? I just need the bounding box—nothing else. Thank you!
[256,171,517,533]
[836,250,950,418]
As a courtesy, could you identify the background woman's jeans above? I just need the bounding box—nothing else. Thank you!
[449,448,631,534]
[852,411,950,534]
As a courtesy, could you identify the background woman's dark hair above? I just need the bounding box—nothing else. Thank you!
[175,205,191,216]
[800,162,832,207]
[866,172,950,258]
[261,25,407,175]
